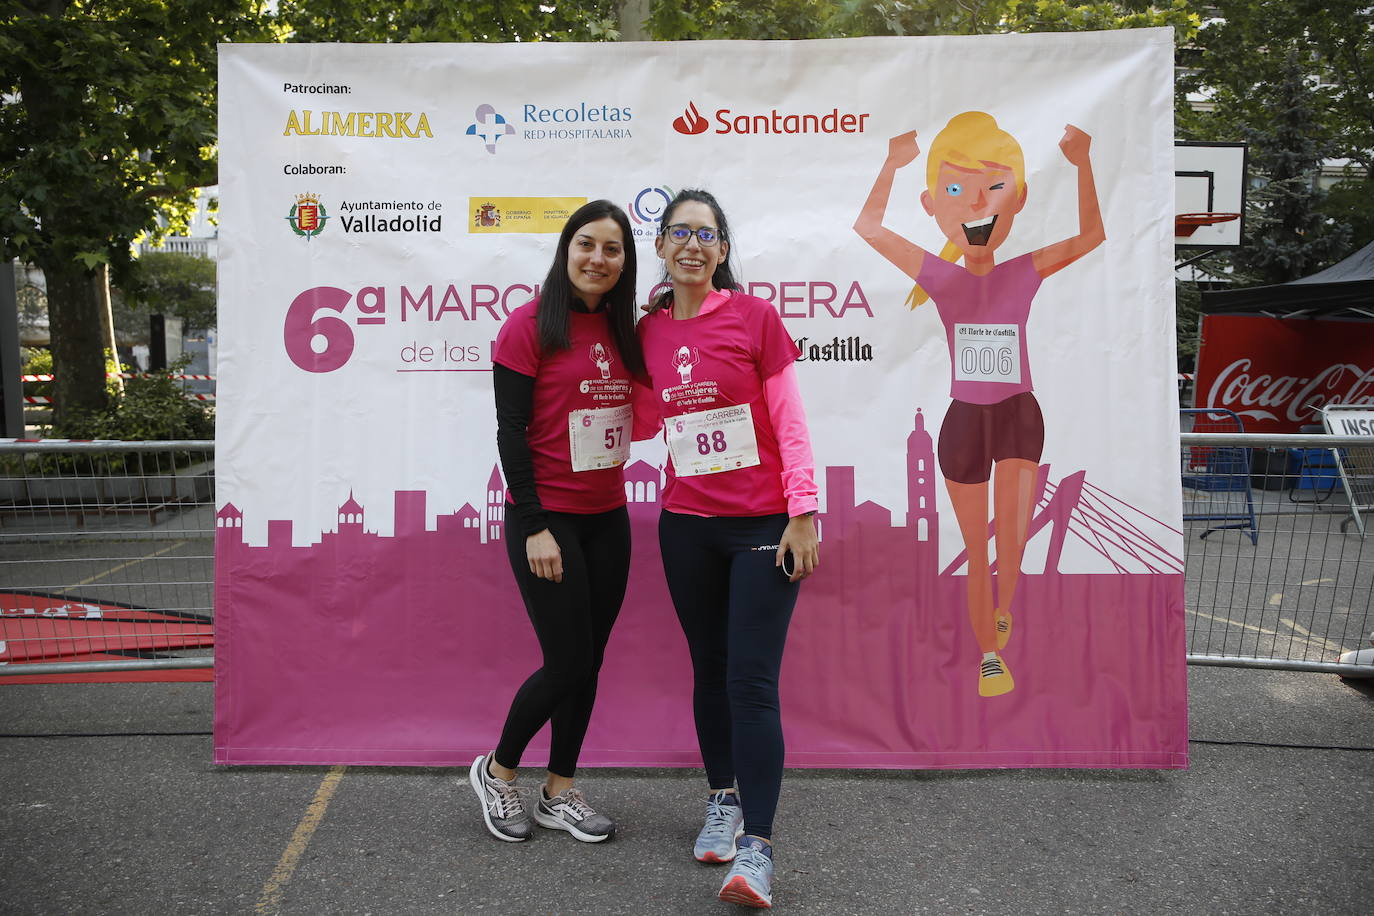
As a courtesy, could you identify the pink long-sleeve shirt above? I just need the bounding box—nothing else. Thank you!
[634,289,818,517]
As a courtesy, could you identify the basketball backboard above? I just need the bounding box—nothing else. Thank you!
[1175,141,1247,249]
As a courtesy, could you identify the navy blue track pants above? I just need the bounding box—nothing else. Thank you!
[658,509,800,841]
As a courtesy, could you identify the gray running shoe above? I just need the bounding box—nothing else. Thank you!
[468,753,532,842]
[694,790,745,863]
[719,837,774,908]
[533,786,615,843]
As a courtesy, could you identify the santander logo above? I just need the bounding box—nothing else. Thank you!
[673,102,710,135]
[1205,357,1374,423]
[673,99,870,137]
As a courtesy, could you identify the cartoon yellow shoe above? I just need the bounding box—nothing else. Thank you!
[996,612,1013,651]
[978,652,1015,697]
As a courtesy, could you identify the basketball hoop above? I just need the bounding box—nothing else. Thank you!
[1175,212,1240,238]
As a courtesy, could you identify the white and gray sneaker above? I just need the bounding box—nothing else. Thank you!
[468,752,532,842]
[719,837,774,908]
[694,789,745,862]
[533,785,615,842]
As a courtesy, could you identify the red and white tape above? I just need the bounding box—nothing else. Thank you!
[23,394,215,404]
[21,373,216,382]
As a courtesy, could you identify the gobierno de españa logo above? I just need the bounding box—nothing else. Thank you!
[286,193,328,239]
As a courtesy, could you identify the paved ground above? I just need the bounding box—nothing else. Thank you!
[1,666,1371,915]
[2,460,1371,913]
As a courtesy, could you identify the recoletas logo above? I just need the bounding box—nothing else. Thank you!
[466,104,516,154]
[672,100,870,136]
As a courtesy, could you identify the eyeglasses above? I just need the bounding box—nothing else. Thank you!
[661,223,721,247]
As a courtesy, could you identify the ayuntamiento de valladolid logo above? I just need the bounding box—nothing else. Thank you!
[286,193,328,240]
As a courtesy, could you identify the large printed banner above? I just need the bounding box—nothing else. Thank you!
[1194,314,1374,431]
[216,33,1186,768]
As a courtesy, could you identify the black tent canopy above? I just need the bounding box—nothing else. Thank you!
[1199,239,1374,320]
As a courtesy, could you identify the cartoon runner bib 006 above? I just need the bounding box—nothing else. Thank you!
[664,404,761,477]
[568,403,632,472]
[954,323,1023,385]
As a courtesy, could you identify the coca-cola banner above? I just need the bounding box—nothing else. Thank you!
[216,33,1185,768]
[1195,315,1374,432]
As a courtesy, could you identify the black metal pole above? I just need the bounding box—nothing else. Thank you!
[0,260,23,437]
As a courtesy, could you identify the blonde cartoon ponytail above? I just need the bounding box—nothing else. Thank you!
[906,240,962,309]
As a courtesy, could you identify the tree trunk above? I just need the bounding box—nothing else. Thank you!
[40,256,111,426]
[618,0,650,40]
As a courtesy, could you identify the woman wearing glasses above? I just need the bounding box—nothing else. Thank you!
[635,189,819,908]
[469,200,644,845]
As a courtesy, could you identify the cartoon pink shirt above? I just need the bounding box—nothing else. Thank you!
[492,299,632,514]
[637,291,808,517]
[917,252,1042,405]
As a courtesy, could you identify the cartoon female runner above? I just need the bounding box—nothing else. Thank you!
[854,111,1104,698]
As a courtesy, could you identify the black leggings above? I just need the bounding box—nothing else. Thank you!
[658,510,800,841]
[494,506,630,778]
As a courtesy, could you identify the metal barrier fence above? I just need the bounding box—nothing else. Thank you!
[1181,432,1372,674]
[0,440,215,678]
[2,436,1371,679]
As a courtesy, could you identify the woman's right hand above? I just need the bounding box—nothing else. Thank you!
[887,131,920,167]
[526,529,563,583]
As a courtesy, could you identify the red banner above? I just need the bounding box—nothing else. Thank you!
[1194,315,1374,432]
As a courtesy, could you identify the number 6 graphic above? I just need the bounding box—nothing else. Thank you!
[283,286,354,373]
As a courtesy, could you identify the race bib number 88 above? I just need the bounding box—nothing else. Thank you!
[665,404,761,477]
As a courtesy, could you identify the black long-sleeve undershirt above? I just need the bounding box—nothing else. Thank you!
[493,362,550,535]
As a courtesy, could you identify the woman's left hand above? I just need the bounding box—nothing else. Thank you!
[778,514,819,583]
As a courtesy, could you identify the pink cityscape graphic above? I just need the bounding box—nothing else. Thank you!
[216,410,1183,574]
[214,410,1188,769]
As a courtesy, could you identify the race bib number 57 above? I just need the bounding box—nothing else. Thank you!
[569,404,632,472]
[665,404,760,477]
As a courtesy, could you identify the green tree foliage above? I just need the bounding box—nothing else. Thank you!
[643,0,1196,40]
[19,346,53,400]
[645,0,840,39]
[121,251,218,333]
[849,0,1195,38]
[277,0,623,42]
[1228,54,1351,285]
[0,0,269,425]
[1179,0,1374,253]
[55,355,214,441]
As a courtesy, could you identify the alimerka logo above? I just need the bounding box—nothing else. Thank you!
[284,110,433,138]
[286,193,328,240]
[672,100,870,136]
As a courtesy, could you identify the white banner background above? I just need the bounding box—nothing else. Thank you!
[216,33,1185,768]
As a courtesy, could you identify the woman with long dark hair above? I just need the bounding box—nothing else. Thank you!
[469,200,644,844]
[635,189,819,907]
